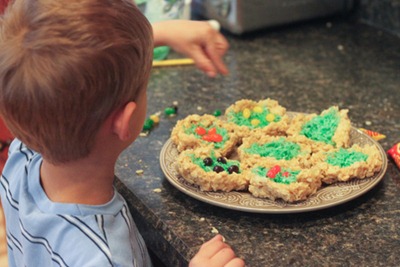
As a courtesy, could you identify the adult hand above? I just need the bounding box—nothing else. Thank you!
[152,20,229,77]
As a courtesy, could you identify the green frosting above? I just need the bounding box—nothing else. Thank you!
[227,106,281,129]
[244,138,301,160]
[190,151,241,173]
[253,166,299,184]
[325,148,368,167]
[184,123,229,149]
[300,108,340,145]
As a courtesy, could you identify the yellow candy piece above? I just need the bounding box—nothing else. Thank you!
[251,119,260,126]
[266,113,275,122]
[243,108,251,119]
[253,106,263,113]
[150,114,160,124]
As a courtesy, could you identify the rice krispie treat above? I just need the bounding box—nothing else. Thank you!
[287,106,351,151]
[171,114,240,156]
[313,144,383,184]
[238,134,313,169]
[248,165,322,202]
[225,99,290,137]
[175,147,249,192]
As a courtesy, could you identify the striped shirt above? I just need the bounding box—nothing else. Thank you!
[0,139,152,267]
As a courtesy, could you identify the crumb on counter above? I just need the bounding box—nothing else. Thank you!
[135,169,144,175]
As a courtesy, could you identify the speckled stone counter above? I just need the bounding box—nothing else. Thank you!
[115,17,400,267]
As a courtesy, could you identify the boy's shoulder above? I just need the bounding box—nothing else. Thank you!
[7,139,36,158]
[3,139,38,176]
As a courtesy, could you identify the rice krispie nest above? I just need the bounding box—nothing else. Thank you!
[175,147,249,192]
[238,134,314,170]
[225,98,290,137]
[286,106,352,152]
[170,99,383,203]
[171,114,240,156]
[248,166,322,202]
[312,144,383,184]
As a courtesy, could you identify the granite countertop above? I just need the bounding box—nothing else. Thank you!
[115,17,400,267]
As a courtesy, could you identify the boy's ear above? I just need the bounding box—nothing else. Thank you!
[112,101,137,141]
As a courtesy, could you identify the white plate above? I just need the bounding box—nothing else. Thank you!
[160,127,387,214]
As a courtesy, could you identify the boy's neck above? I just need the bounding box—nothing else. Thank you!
[40,156,117,205]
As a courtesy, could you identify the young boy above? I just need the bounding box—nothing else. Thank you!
[0,0,244,266]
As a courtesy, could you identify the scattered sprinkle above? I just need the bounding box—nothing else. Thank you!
[365,121,372,126]
[197,106,203,111]
[153,188,162,193]
[165,107,177,116]
[149,114,160,124]
[173,101,178,106]
[211,227,219,234]
[213,109,222,117]
[136,170,144,175]
[199,217,205,222]
[139,132,148,137]
[337,45,344,51]
[143,118,154,131]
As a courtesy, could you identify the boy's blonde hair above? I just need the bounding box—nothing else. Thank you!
[0,0,153,163]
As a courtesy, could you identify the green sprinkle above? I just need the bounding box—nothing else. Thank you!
[326,148,368,167]
[244,138,301,160]
[300,108,340,145]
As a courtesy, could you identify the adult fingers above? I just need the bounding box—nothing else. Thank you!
[204,33,229,75]
[188,45,219,77]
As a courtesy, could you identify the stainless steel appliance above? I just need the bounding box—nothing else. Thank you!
[192,0,354,34]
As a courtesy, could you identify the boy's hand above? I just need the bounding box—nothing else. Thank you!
[189,235,245,267]
[152,20,229,77]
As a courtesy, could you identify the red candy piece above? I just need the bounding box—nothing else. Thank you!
[282,171,289,177]
[267,169,277,178]
[270,165,281,174]
[200,127,223,143]
[202,133,223,142]
[208,128,217,135]
[196,127,207,136]
[387,142,400,170]
[267,165,281,178]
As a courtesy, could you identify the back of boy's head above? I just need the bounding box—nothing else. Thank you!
[0,0,153,163]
